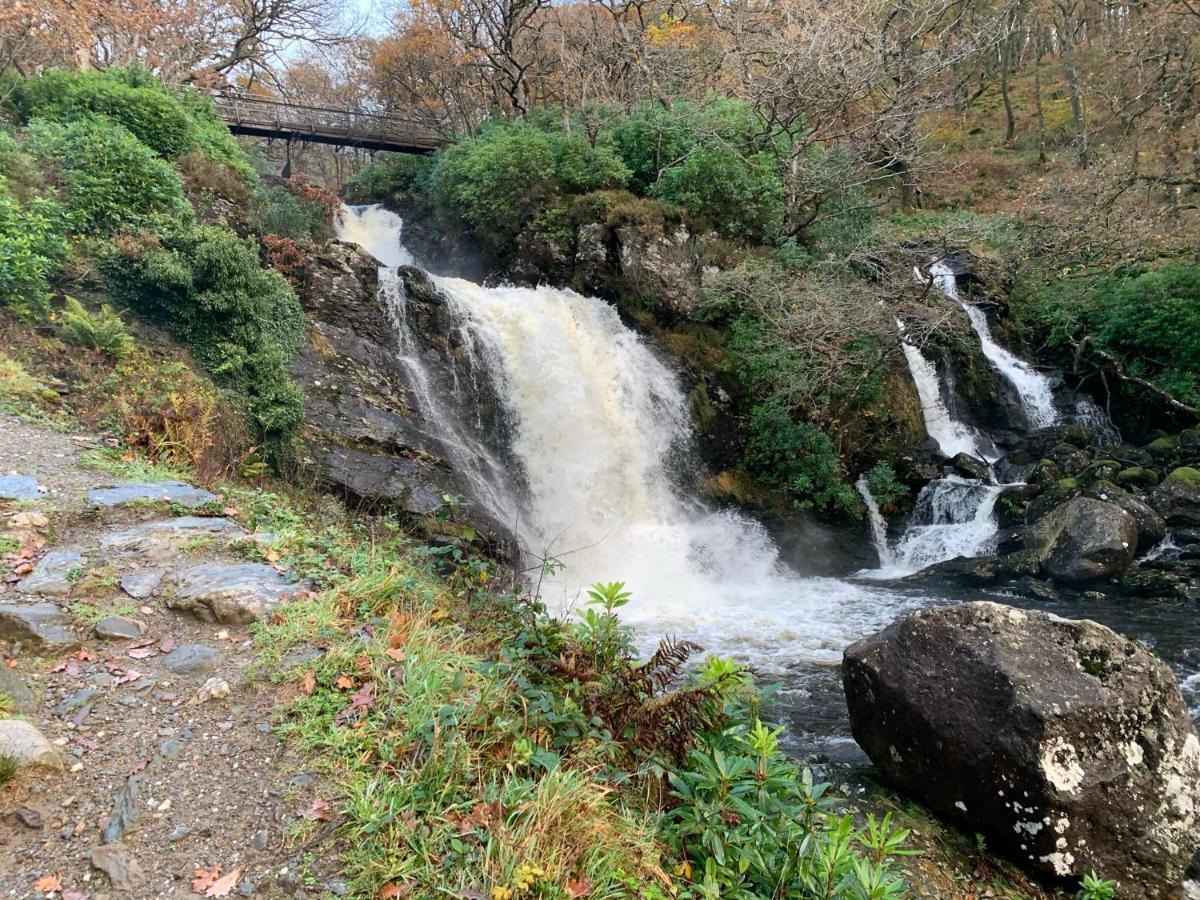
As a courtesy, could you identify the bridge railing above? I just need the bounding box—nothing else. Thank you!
[212,91,446,151]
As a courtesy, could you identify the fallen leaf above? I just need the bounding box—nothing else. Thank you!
[4,659,17,669]
[75,649,97,662]
[126,647,157,660]
[120,451,135,462]
[300,797,331,821]
[565,878,592,897]
[34,874,62,892]
[378,884,408,898]
[300,670,316,695]
[335,680,376,724]
[159,638,175,653]
[383,648,405,662]
[205,868,241,897]
[114,670,142,686]
[192,864,221,893]
[334,674,355,690]
[139,606,154,616]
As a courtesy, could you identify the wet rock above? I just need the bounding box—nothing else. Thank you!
[54,687,98,718]
[614,220,699,317]
[0,603,77,650]
[167,563,302,624]
[100,517,245,558]
[0,719,62,771]
[1082,482,1166,552]
[0,665,37,713]
[1047,443,1091,477]
[102,775,146,843]
[1029,458,1064,486]
[1078,459,1122,486]
[310,445,445,515]
[91,844,146,891]
[1116,466,1159,490]
[1025,425,1095,458]
[1024,497,1138,583]
[949,452,991,482]
[1151,467,1200,526]
[95,615,144,640]
[843,601,1200,896]
[0,475,40,500]
[87,481,216,508]
[16,549,85,596]
[119,570,162,599]
[161,644,220,675]
[1144,435,1179,463]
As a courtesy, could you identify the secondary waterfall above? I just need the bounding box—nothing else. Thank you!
[930,261,1059,429]
[335,204,925,677]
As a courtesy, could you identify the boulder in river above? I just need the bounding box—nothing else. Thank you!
[1024,496,1137,583]
[843,601,1200,896]
[1150,467,1200,526]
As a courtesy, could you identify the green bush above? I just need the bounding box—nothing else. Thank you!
[24,117,190,235]
[58,296,135,358]
[745,400,858,514]
[602,98,787,241]
[424,119,630,251]
[260,185,329,242]
[0,187,68,319]
[1018,261,1200,408]
[104,224,306,454]
[345,152,431,203]
[11,68,195,158]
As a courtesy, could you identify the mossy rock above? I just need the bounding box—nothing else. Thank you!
[1029,458,1063,486]
[1149,467,1200,526]
[1167,466,1200,492]
[1179,428,1200,448]
[1116,467,1159,490]
[1078,460,1122,487]
[1144,435,1179,463]
[1047,443,1091,476]
[1061,424,1095,448]
[1024,477,1081,524]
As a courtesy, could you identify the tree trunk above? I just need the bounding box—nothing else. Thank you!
[1034,54,1048,164]
[1058,2,1089,168]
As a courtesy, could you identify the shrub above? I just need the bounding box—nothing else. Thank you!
[865,461,909,510]
[24,117,190,235]
[602,97,787,241]
[424,119,630,251]
[104,223,306,456]
[0,188,68,318]
[344,152,431,202]
[260,176,337,243]
[11,67,195,158]
[58,296,134,358]
[745,399,859,515]
[1019,261,1200,408]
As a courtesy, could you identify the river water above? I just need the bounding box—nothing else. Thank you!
[336,205,1200,761]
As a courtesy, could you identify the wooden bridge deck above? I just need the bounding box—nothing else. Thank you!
[212,92,445,154]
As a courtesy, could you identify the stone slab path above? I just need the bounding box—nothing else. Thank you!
[0,416,337,899]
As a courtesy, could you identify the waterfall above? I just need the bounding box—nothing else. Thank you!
[930,262,1059,428]
[897,329,994,461]
[335,205,926,675]
[855,476,894,570]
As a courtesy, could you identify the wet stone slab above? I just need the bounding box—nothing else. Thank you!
[100,518,244,558]
[0,603,78,650]
[87,481,217,509]
[0,475,41,501]
[166,563,303,625]
[119,570,163,599]
[16,550,86,596]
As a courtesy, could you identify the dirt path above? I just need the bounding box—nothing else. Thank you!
[0,415,337,898]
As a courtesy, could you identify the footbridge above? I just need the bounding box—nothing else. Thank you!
[212,91,445,154]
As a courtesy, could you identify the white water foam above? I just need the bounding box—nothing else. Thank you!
[335,204,928,674]
[930,261,1059,429]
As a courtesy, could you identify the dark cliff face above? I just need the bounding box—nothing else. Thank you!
[291,240,516,554]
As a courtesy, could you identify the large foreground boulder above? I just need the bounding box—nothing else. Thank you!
[843,602,1200,896]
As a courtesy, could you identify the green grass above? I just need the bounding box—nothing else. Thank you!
[0,754,18,786]
[70,599,138,626]
[79,447,195,482]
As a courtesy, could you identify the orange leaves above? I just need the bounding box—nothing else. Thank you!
[334,674,355,690]
[33,875,62,893]
[300,670,317,695]
[192,865,241,897]
[299,797,332,821]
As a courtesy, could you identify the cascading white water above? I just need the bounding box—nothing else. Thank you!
[855,476,894,570]
[897,332,994,461]
[930,262,1059,429]
[335,204,927,675]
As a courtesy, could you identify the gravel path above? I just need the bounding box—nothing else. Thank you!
[0,415,337,898]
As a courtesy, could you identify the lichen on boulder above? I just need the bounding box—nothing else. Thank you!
[843,601,1200,897]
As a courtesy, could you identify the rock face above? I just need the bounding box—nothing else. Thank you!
[294,241,512,542]
[166,563,302,624]
[843,602,1200,896]
[1023,497,1138,583]
[100,517,244,558]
